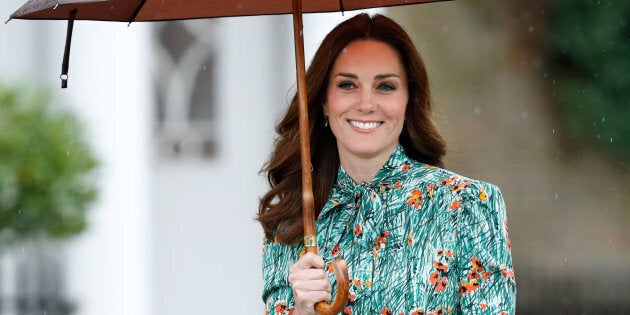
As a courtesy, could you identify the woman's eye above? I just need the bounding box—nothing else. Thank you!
[378,83,396,91]
[338,81,356,90]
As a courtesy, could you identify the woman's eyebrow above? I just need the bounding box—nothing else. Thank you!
[335,72,358,79]
[375,74,401,80]
[334,72,401,80]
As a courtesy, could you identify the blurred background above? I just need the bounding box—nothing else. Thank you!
[0,0,628,314]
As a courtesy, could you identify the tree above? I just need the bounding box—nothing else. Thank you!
[546,0,630,169]
[0,84,98,243]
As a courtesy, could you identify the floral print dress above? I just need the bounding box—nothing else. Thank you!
[262,145,516,314]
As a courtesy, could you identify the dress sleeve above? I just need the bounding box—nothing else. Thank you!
[456,182,516,315]
[261,237,299,314]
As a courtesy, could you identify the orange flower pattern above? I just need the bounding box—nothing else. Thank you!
[262,146,516,314]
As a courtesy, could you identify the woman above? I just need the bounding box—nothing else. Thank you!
[259,13,516,315]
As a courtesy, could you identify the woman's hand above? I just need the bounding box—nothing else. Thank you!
[288,252,332,315]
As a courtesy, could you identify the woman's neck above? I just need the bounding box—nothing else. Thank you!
[338,146,396,184]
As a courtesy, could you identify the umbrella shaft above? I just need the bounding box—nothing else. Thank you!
[292,0,317,254]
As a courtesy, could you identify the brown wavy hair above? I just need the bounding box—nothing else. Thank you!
[258,13,446,244]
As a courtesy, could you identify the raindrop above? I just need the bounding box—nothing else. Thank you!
[203,65,207,71]
[21,246,25,252]
[53,3,59,10]
[602,117,606,122]
[18,209,22,215]
[528,26,534,32]
[67,150,70,156]
[473,106,482,116]
[552,129,555,134]
[554,193,558,200]
[610,138,614,143]
[597,134,601,139]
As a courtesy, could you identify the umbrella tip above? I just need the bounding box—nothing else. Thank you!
[4,17,11,24]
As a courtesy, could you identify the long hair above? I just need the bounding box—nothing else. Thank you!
[258,13,446,244]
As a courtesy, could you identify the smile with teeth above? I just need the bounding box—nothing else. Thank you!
[349,120,383,130]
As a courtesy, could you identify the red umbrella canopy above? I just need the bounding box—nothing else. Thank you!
[11,0,447,21]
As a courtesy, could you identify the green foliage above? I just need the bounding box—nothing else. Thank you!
[546,0,630,167]
[0,84,98,241]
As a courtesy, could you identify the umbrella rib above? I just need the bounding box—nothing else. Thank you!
[339,0,345,15]
[128,0,149,25]
[61,8,78,88]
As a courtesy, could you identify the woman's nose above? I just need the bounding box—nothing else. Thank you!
[356,90,376,112]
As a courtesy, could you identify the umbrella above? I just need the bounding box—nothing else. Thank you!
[8,1,449,313]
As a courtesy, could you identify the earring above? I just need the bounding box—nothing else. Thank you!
[324,115,329,127]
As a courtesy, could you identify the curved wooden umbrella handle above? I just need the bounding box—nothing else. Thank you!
[314,258,349,315]
[304,237,349,314]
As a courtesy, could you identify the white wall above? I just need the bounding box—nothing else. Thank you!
[61,21,153,315]
[150,15,289,314]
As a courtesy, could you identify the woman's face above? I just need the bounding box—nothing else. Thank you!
[325,39,409,163]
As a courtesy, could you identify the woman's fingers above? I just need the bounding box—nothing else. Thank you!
[289,253,333,315]
[291,278,332,293]
[290,267,329,282]
[293,283,332,306]
[292,279,332,315]
[289,252,328,284]
[292,252,325,269]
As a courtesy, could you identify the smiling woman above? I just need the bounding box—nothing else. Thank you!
[258,13,516,315]
[325,39,409,183]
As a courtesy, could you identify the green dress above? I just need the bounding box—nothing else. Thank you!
[262,146,516,314]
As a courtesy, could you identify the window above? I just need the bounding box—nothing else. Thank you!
[0,242,74,315]
[153,20,219,159]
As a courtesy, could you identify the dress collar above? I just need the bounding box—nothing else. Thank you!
[319,145,414,219]
[336,144,411,190]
